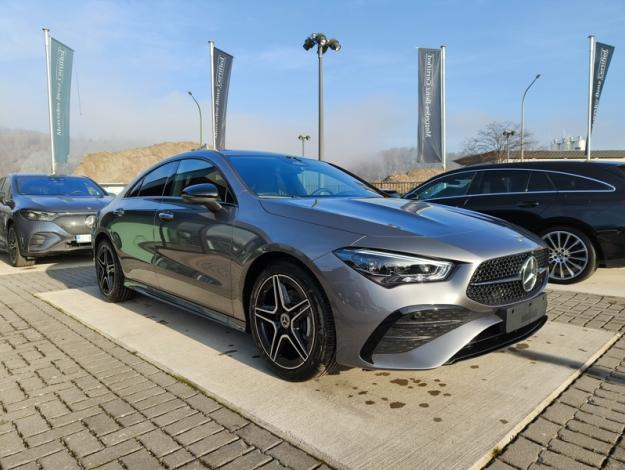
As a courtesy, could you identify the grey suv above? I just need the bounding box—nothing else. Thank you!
[94,150,548,381]
[0,174,111,266]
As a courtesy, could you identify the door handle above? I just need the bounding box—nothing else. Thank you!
[113,208,125,217]
[517,201,540,208]
[158,211,174,222]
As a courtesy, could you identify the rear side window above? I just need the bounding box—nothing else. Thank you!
[548,172,612,191]
[138,162,178,197]
[474,170,530,194]
[527,171,555,191]
[411,172,476,200]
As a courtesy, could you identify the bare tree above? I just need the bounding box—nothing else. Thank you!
[462,121,536,162]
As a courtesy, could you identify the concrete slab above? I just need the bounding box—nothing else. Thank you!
[548,268,625,298]
[38,287,618,470]
[0,253,92,276]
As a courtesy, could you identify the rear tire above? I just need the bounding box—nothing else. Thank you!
[249,261,336,381]
[7,226,35,268]
[95,238,134,302]
[540,226,597,284]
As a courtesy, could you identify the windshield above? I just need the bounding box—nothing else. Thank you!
[16,176,105,197]
[229,155,383,198]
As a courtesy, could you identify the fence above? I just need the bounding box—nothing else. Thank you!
[370,181,422,195]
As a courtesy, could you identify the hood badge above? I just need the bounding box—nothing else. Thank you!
[520,256,538,292]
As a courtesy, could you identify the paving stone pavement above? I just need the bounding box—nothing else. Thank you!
[2,266,625,469]
[490,289,625,470]
[0,267,327,470]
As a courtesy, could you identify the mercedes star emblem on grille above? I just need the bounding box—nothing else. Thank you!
[520,256,538,292]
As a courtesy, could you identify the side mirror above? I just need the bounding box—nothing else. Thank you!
[381,189,401,198]
[182,183,222,211]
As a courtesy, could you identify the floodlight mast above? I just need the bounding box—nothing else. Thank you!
[303,33,341,161]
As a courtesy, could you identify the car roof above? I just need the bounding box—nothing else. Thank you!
[451,160,620,172]
[7,173,91,178]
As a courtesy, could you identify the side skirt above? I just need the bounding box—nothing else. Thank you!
[124,280,246,332]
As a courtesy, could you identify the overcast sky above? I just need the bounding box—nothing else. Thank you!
[1,0,624,163]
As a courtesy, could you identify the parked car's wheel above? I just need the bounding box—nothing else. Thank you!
[95,238,134,302]
[541,226,597,284]
[249,261,336,381]
[7,226,35,268]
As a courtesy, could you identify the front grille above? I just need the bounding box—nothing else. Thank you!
[54,213,94,235]
[466,249,548,306]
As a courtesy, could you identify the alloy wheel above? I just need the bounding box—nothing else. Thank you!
[253,274,316,370]
[96,244,116,296]
[542,230,589,282]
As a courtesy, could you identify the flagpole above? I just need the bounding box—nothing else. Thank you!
[586,34,595,161]
[43,28,55,174]
[209,40,217,150]
[440,44,447,171]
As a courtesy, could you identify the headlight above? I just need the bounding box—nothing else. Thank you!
[334,248,453,286]
[85,215,96,229]
[20,210,58,221]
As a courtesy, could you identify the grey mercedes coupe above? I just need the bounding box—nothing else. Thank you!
[94,150,549,381]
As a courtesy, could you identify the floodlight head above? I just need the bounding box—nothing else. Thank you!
[188,91,192,96]
[303,38,314,50]
[328,39,341,51]
[536,74,541,79]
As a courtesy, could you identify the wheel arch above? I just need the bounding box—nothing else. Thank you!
[241,250,329,332]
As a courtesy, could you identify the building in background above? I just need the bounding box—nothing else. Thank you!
[551,136,586,151]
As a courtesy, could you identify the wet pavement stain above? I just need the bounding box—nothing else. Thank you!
[219,349,237,356]
[390,402,405,409]
[434,379,440,382]
[516,343,530,349]
[428,390,441,396]
[579,348,587,352]
[157,319,169,324]
[499,419,509,424]
[352,386,359,390]
[433,417,442,422]
[419,403,429,408]
[365,400,375,405]
[348,394,353,398]
[443,393,451,397]
[418,382,427,387]
[470,365,479,369]
[390,378,409,386]
[408,386,414,389]
[358,391,368,395]
[381,397,388,401]
[375,372,390,376]
[438,383,447,387]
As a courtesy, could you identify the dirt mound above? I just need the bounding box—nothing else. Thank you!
[73,141,199,183]
[383,167,443,183]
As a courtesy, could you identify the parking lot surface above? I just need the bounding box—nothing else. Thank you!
[0,266,325,470]
[0,262,624,469]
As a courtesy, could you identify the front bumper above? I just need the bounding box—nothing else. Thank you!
[15,216,93,257]
[313,252,548,370]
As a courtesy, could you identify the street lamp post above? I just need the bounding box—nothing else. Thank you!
[520,74,541,161]
[503,129,515,163]
[298,134,310,156]
[303,33,341,161]
[187,91,203,147]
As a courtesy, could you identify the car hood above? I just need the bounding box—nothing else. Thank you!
[260,197,519,237]
[19,196,112,213]
[260,197,545,262]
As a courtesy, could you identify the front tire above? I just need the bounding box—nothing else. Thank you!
[7,226,35,268]
[249,261,336,381]
[95,239,134,302]
[541,226,597,284]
